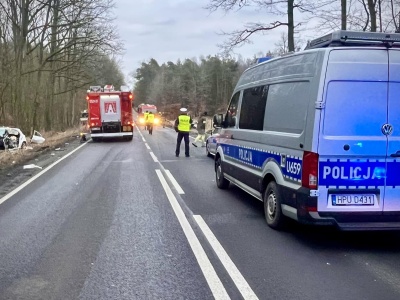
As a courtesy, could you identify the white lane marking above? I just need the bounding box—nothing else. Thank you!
[165,170,185,194]
[136,128,144,139]
[142,137,146,142]
[0,142,88,206]
[149,152,158,162]
[194,215,259,300]
[155,170,230,300]
[145,143,151,150]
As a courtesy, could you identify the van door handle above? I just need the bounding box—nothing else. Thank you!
[390,151,400,157]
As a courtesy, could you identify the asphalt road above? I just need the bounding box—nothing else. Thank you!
[1,120,400,300]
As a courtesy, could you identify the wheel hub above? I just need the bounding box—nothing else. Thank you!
[217,165,221,180]
[267,192,277,219]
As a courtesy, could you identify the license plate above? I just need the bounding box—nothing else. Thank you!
[332,194,375,206]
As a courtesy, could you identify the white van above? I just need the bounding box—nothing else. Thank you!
[213,30,400,230]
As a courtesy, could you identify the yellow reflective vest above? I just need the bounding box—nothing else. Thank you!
[177,115,191,132]
[146,113,155,123]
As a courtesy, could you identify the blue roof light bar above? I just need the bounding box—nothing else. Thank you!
[305,30,400,50]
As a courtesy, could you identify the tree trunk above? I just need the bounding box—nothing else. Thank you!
[70,91,76,126]
[287,0,295,52]
[367,0,377,32]
[341,0,347,30]
[378,0,382,32]
[45,0,60,131]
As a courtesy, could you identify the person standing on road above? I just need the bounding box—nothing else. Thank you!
[144,110,149,130]
[146,111,155,135]
[192,112,207,147]
[174,108,192,157]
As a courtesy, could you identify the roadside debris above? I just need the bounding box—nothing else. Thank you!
[23,164,43,170]
[31,130,45,144]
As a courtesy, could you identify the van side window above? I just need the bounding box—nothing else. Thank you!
[264,82,309,134]
[225,92,240,128]
[239,85,268,131]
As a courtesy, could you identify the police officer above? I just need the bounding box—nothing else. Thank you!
[144,110,149,130]
[146,111,155,135]
[174,108,192,157]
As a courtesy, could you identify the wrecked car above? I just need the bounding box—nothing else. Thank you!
[0,127,27,150]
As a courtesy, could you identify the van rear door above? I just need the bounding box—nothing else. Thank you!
[384,49,400,212]
[317,49,388,213]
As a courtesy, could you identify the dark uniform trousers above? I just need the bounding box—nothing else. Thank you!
[176,132,190,156]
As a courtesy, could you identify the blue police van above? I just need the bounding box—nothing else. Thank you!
[213,30,400,230]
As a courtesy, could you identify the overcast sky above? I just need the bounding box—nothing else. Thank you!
[114,0,291,82]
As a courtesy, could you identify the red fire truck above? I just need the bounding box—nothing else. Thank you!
[86,85,134,141]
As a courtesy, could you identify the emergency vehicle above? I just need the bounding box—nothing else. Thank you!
[137,104,160,126]
[213,30,400,231]
[86,85,134,141]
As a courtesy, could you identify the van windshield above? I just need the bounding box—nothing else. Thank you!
[323,81,387,137]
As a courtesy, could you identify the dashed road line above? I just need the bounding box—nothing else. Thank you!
[149,152,159,162]
[155,170,230,300]
[136,127,145,141]
[194,215,259,300]
[145,143,151,150]
[0,142,88,206]
[165,170,185,194]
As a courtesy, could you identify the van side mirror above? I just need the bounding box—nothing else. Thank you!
[213,114,223,128]
[226,113,236,127]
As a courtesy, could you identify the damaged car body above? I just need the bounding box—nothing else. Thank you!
[0,127,27,150]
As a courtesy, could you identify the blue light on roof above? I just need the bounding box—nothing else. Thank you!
[257,57,272,64]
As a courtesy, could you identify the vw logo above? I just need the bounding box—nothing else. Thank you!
[381,123,394,136]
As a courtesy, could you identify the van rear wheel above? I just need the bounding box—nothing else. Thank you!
[215,158,229,189]
[264,181,286,230]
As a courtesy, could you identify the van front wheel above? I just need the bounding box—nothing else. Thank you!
[264,181,285,230]
[215,158,229,189]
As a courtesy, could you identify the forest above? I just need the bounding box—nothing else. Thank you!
[0,0,124,133]
[133,0,400,118]
[1,0,399,130]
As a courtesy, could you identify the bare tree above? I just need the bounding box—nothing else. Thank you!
[274,31,303,55]
[311,0,400,33]
[364,0,377,31]
[0,0,123,131]
[206,0,315,53]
